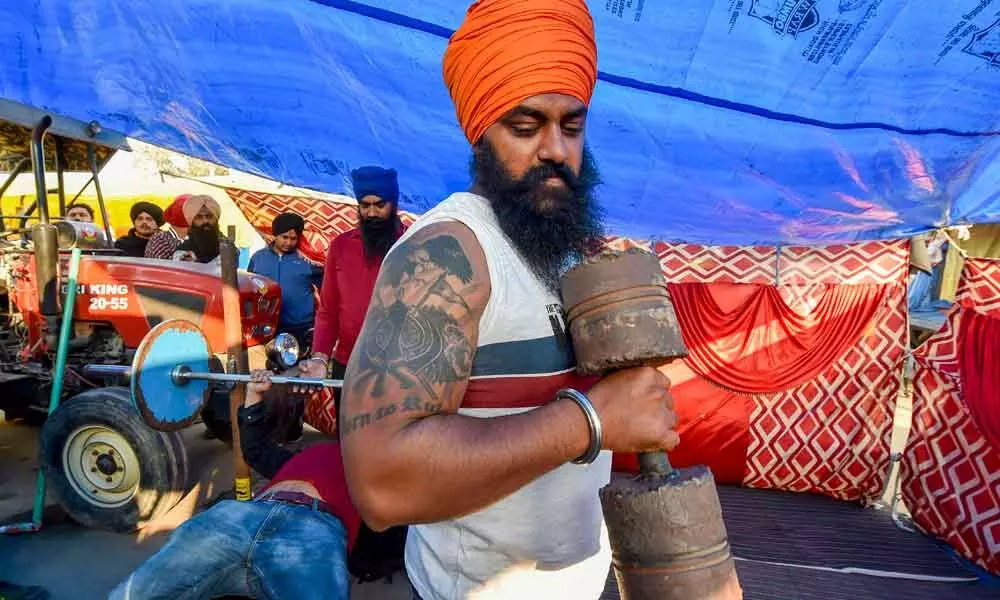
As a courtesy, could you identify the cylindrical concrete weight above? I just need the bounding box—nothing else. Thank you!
[600,466,742,600]
[561,249,688,375]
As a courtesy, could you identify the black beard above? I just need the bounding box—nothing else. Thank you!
[471,140,604,293]
[189,224,221,262]
[360,211,398,261]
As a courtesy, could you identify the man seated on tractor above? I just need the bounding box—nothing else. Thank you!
[110,370,402,600]
[65,202,94,223]
[115,201,164,257]
[145,194,190,259]
[172,194,223,264]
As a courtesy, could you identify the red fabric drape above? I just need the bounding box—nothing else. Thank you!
[958,308,1000,450]
[667,283,887,394]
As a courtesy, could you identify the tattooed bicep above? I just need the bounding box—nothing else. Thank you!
[342,223,489,430]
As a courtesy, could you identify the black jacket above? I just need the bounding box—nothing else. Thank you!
[114,229,150,257]
[236,402,294,478]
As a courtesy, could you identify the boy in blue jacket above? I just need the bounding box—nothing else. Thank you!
[249,212,324,346]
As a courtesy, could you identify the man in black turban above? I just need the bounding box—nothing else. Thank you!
[115,201,164,257]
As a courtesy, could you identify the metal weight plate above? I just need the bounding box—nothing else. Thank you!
[131,319,213,432]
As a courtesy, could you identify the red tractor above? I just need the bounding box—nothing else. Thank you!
[0,100,286,531]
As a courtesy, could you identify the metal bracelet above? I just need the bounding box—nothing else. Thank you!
[557,388,603,465]
[303,356,330,373]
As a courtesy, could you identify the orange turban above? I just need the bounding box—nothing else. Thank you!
[443,0,598,145]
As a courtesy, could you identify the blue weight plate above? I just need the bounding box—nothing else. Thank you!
[131,319,212,432]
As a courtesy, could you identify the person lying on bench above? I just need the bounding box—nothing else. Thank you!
[111,370,362,600]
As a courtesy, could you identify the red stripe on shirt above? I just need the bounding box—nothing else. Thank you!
[462,372,598,410]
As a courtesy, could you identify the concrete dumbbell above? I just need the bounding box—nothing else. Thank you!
[561,249,743,600]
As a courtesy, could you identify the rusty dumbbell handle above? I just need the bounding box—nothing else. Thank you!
[602,360,677,480]
[639,451,674,478]
[636,358,676,480]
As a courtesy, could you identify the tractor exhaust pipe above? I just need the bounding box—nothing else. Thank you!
[30,116,53,224]
[29,116,61,352]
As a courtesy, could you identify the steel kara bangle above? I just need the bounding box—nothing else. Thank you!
[557,388,603,465]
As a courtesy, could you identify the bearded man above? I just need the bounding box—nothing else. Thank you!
[300,166,407,384]
[172,194,223,264]
[339,2,680,599]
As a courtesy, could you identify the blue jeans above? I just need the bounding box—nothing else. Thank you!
[110,498,349,600]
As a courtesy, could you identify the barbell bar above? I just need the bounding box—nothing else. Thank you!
[83,363,343,389]
[80,319,342,432]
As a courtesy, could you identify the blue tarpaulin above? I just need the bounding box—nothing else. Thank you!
[1,0,999,244]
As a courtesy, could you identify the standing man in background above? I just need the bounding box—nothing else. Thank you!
[248,212,323,346]
[299,166,407,384]
[115,201,164,257]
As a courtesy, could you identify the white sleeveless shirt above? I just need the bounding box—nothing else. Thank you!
[390,192,612,600]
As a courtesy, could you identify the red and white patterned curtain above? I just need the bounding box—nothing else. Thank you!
[901,258,1000,575]
[614,241,908,504]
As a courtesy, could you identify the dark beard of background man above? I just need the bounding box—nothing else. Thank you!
[472,140,604,293]
[360,205,400,261]
[188,223,222,262]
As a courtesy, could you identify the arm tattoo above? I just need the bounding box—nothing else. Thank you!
[349,234,477,403]
[341,396,444,436]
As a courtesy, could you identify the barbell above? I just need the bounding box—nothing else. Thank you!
[82,319,342,432]
[83,364,344,389]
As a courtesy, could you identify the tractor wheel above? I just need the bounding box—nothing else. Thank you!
[160,425,191,493]
[201,388,234,445]
[201,356,234,445]
[39,387,187,532]
[101,387,190,495]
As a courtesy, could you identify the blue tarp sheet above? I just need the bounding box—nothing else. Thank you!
[1,0,999,244]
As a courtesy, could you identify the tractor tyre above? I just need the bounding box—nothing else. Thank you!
[161,426,191,493]
[201,388,234,446]
[101,387,191,495]
[201,355,234,446]
[39,387,187,532]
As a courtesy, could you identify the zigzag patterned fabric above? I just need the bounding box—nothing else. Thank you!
[901,258,1000,575]
[654,241,908,502]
